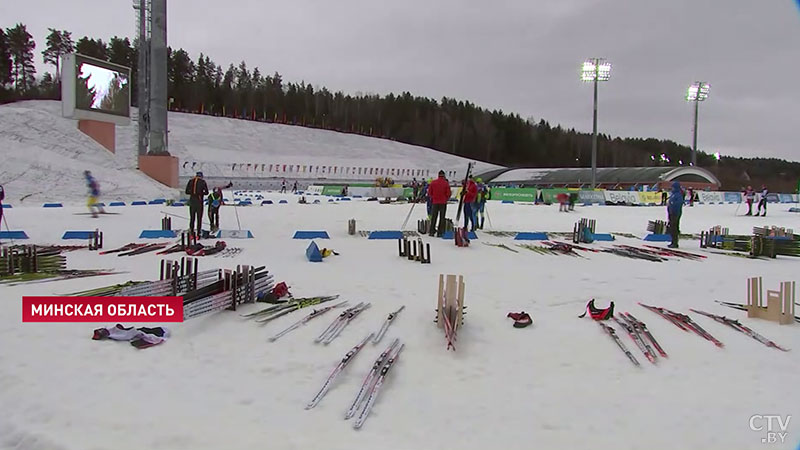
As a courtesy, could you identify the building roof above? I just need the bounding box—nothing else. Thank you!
[481,166,720,187]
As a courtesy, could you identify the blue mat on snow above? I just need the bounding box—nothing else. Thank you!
[43,203,63,208]
[148,199,166,205]
[62,231,98,240]
[306,241,323,262]
[514,232,548,241]
[644,234,671,242]
[0,231,28,239]
[590,233,615,241]
[279,200,288,204]
[293,231,330,239]
[1,204,11,208]
[502,200,514,204]
[442,230,478,240]
[139,229,177,239]
[131,201,147,206]
[368,230,403,240]
[109,202,126,207]
[261,200,273,205]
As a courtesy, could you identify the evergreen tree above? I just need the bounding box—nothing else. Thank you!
[6,23,36,92]
[42,28,74,80]
[75,37,108,60]
[0,29,13,88]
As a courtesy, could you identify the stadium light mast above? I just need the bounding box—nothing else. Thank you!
[581,58,611,189]
[686,81,710,166]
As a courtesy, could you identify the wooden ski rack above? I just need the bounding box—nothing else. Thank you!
[436,274,465,350]
[747,277,796,325]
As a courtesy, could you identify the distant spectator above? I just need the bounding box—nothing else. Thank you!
[428,171,452,237]
[667,181,684,248]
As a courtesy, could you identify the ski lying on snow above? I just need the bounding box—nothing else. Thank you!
[353,342,405,429]
[597,321,640,367]
[373,305,405,344]
[268,301,348,342]
[305,332,374,409]
[639,303,724,348]
[344,338,401,420]
[690,309,789,351]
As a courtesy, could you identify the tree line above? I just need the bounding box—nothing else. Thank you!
[1,23,798,191]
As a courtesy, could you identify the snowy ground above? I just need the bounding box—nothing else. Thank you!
[1,196,799,450]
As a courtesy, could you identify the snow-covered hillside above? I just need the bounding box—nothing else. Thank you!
[0,102,178,205]
[0,100,501,205]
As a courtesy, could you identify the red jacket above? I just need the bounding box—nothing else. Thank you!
[429,176,452,204]
[463,180,478,203]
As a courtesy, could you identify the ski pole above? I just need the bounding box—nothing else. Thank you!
[400,201,417,231]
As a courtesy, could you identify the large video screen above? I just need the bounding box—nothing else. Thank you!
[75,58,130,117]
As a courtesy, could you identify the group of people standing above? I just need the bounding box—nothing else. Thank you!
[743,185,769,216]
[424,171,491,237]
[185,172,232,237]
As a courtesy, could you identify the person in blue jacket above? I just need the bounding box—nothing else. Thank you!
[667,181,684,248]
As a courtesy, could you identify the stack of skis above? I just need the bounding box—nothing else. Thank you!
[699,225,800,258]
[0,245,120,285]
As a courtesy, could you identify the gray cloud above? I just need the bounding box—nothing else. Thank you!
[3,0,799,160]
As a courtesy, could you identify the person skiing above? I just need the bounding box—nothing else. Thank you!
[281,179,287,194]
[411,178,419,203]
[667,181,684,249]
[744,185,755,216]
[428,170,452,237]
[185,171,209,238]
[475,178,490,229]
[757,184,769,216]
[84,170,105,217]
[461,175,478,231]
[207,187,224,232]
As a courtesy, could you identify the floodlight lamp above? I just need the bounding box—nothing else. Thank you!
[581,59,611,81]
[686,82,710,101]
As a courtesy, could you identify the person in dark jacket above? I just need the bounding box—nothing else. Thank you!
[757,185,768,216]
[667,181,684,248]
[185,171,209,238]
[428,170,452,237]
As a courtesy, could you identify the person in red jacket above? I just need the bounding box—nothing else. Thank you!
[462,175,478,231]
[428,170,452,237]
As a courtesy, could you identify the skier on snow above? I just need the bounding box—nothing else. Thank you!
[0,183,5,227]
[185,171,209,238]
[744,185,755,216]
[757,185,768,216]
[667,181,684,249]
[84,170,105,217]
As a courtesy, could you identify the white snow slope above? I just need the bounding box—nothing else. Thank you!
[0,101,500,205]
[1,198,799,450]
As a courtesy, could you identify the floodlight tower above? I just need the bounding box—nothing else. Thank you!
[686,81,710,166]
[581,58,611,189]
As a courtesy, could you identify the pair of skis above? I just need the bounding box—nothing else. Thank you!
[268,301,349,342]
[315,302,371,345]
[690,309,789,351]
[345,338,405,429]
[640,303,724,347]
[612,315,659,364]
[305,333,374,409]
[598,321,640,366]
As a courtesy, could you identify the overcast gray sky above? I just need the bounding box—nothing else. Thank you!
[4,0,800,161]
